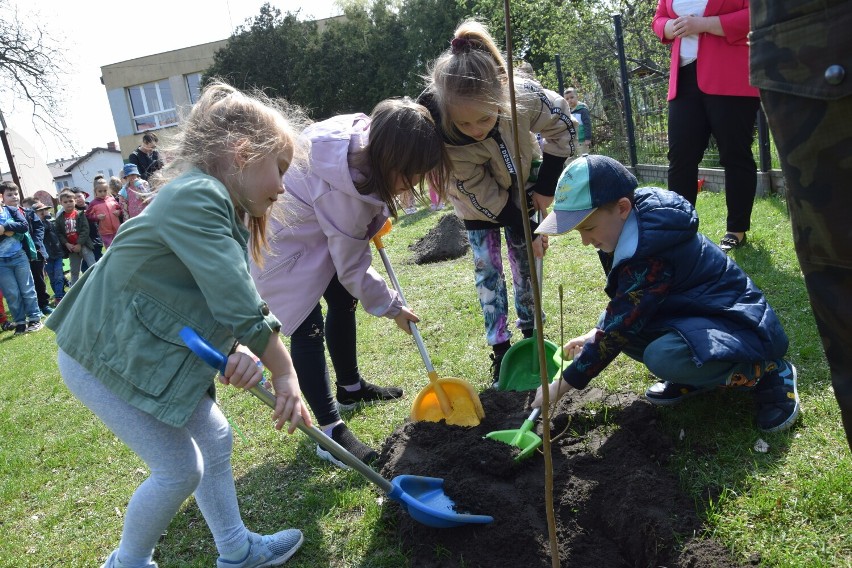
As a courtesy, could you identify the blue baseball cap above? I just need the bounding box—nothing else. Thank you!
[536,155,638,235]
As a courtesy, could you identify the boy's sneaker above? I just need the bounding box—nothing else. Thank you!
[336,380,402,412]
[101,550,158,567]
[645,381,714,406]
[1,321,15,332]
[316,423,378,469]
[752,359,800,433]
[217,530,304,568]
[26,321,43,333]
[13,324,26,336]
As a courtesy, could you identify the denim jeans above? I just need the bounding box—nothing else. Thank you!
[0,249,42,324]
[45,257,66,300]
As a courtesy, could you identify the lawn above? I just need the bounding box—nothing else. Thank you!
[0,190,849,567]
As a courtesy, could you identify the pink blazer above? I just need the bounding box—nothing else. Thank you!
[652,0,758,100]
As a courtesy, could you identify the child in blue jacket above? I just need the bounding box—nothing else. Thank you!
[533,155,799,433]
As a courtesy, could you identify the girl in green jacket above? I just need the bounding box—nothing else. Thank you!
[48,81,312,568]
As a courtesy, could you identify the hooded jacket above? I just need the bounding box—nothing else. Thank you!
[251,114,404,336]
[419,80,577,229]
[563,188,788,389]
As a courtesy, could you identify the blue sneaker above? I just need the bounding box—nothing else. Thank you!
[101,550,157,567]
[217,530,304,568]
[645,381,713,406]
[753,360,800,433]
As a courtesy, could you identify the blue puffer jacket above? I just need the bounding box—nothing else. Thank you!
[604,188,788,366]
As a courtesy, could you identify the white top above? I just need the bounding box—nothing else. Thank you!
[672,0,708,66]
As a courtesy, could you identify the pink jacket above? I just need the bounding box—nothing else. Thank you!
[251,114,404,336]
[86,196,121,235]
[652,0,758,100]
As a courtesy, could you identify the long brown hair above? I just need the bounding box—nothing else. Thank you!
[350,98,451,218]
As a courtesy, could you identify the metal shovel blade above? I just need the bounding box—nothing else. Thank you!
[485,408,543,461]
[179,326,494,528]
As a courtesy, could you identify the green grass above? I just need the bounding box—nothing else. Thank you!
[1,191,850,567]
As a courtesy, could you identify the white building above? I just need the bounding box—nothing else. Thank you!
[61,142,125,193]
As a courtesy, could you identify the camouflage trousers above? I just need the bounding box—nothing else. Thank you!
[761,90,852,450]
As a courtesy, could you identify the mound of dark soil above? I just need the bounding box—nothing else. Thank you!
[377,388,751,567]
[409,214,469,264]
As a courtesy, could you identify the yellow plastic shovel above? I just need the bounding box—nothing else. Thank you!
[372,220,484,427]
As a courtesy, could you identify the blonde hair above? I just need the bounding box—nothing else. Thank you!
[426,19,510,144]
[159,80,309,265]
[349,98,451,218]
[108,176,123,195]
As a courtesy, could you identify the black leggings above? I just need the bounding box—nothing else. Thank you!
[290,274,361,426]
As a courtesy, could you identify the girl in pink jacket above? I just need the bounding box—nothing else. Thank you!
[86,178,122,247]
[252,98,451,467]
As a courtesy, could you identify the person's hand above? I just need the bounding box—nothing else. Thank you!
[65,243,74,251]
[532,234,549,258]
[3,230,13,237]
[394,306,420,334]
[219,351,263,389]
[113,209,121,217]
[97,213,106,220]
[530,191,553,214]
[73,244,81,253]
[670,15,706,38]
[532,377,573,408]
[269,372,312,433]
[563,328,598,360]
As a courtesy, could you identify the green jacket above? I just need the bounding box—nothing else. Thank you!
[47,169,281,427]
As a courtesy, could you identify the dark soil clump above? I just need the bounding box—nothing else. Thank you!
[409,214,469,264]
[376,388,748,567]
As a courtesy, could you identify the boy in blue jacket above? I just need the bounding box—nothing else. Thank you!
[532,155,799,433]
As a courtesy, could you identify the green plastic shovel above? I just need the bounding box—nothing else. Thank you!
[485,407,542,461]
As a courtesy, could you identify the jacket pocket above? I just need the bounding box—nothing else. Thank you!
[99,291,207,396]
[256,250,302,281]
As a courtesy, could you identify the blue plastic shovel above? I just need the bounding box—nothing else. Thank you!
[178,326,493,529]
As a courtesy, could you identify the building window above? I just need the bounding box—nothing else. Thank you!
[127,79,178,133]
[186,73,202,104]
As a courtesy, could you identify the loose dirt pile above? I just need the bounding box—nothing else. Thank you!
[377,387,751,567]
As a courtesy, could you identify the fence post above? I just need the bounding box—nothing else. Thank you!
[756,108,771,172]
[612,14,638,168]
[554,54,565,96]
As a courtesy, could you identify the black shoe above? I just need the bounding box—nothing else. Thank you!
[1,321,15,332]
[316,423,378,469]
[336,380,403,412]
[13,324,26,336]
[490,351,507,388]
[25,321,43,333]
[753,360,800,433]
[645,381,714,406]
[719,232,746,252]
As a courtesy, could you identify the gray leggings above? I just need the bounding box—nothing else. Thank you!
[59,350,248,567]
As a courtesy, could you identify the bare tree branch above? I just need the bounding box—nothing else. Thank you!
[0,0,72,151]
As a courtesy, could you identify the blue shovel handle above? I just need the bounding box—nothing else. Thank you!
[179,327,227,374]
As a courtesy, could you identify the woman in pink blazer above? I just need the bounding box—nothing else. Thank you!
[653,0,760,252]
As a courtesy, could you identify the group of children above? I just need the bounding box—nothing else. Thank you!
[0,161,152,337]
[41,18,799,568]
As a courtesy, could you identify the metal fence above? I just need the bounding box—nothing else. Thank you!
[555,14,779,176]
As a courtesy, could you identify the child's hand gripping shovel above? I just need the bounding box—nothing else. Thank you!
[178,326,493,528]
[371,220,485,427]
[485,407,543,461]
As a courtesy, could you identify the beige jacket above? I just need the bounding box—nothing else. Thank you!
[430,80,578,224]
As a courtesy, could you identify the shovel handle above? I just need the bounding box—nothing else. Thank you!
[179,327,394,494]
[510,407,541,446]
[371,231,454,417]
[371,232,435,374]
